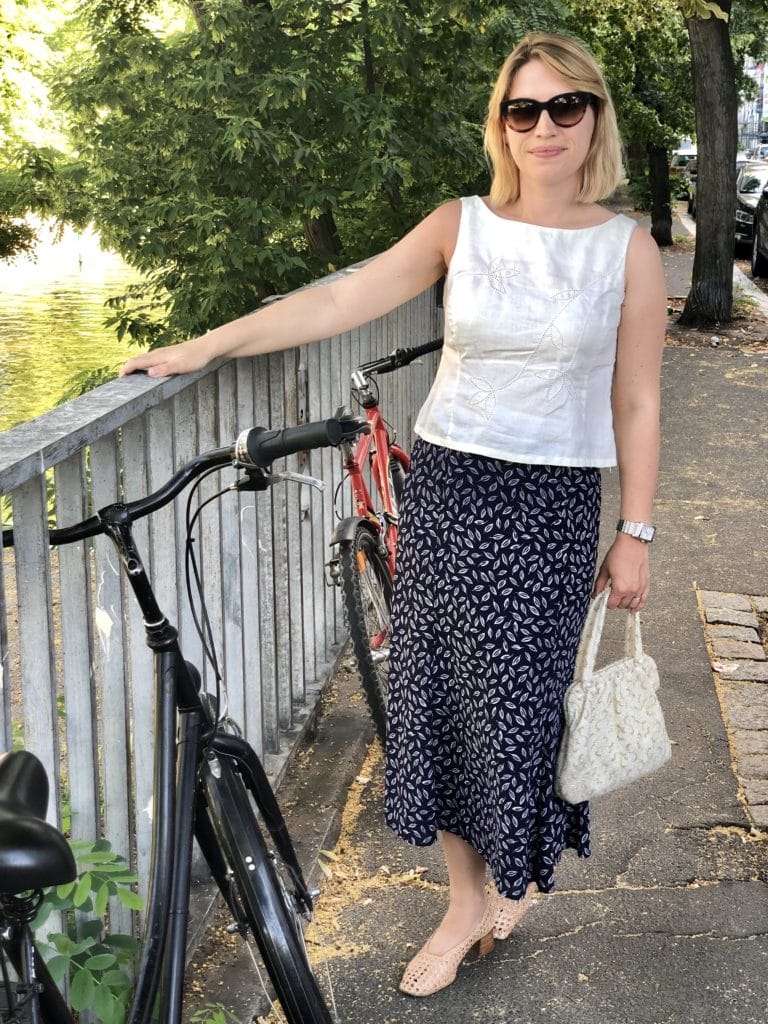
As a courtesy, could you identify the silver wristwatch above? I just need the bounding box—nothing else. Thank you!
[616,519,656,543]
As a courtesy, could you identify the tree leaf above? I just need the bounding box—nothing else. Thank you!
[116,888,144,910]
[84,952,117,971]
[70,967,96,1011]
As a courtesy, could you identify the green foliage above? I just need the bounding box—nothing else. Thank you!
[14,0,570,346]
[678,0,728,19]
[570,1,695,152]
[188,1005,241,1024]
[55,366,120,406]
[34,838,142,1024]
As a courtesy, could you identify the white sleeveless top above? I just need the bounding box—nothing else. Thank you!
[414,196,637,467]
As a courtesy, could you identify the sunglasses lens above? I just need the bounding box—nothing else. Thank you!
[550,94,589,126]
[503,102,538,131]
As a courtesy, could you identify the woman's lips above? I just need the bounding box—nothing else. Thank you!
[529,146,564,157]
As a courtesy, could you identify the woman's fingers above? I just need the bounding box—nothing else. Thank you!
[119,338,211,378]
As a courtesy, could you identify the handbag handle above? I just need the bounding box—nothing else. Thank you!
[574,586,644,684]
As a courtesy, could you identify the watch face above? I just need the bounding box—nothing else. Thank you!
[639,524,655,542]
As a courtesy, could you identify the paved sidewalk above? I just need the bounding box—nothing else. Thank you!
[197,209,768,1023]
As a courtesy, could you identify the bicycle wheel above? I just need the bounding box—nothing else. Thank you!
[338,525,393,743]
[202,760,333,1024]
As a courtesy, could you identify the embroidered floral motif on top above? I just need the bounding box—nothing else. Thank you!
[464,267,612,419]
[485,256,521,294]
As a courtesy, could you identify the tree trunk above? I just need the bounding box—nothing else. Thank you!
[625,141,646,190]
[679,7,737,326]
[647,144,673,246]
[186,2,207,31]
[303,209,342,263]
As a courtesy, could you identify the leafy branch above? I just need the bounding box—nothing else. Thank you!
[34,838,143,1024]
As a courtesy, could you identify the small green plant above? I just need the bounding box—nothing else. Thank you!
[189,1005,241,1024]
[34,838,143,1024]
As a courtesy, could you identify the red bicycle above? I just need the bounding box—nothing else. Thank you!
[328,338,443,742]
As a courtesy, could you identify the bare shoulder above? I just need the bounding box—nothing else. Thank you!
[625,223,664,273]
[415,198,462,269]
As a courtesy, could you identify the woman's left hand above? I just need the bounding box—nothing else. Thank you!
[593,533,650,611]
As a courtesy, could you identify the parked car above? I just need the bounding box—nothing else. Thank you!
[735,161,768,245]
[669,148,697,179]
[670,148,696,203]
[749,181,768,277]
[685,157,698,215]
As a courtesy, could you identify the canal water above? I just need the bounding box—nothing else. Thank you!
[0,222,142,432]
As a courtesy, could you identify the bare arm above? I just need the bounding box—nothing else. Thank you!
[119,201,461,378]
[594,226,666,610]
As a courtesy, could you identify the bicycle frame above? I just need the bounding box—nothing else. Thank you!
[97,504,312,1024]
[339,375,409,577]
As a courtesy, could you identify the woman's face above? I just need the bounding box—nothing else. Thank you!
[503,59,596,194]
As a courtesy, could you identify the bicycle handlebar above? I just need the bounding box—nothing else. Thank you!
[1,416,368,549]
[236,419,347,469]
[357,337,443,377]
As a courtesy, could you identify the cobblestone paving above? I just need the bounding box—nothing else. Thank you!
[697,589,768,829]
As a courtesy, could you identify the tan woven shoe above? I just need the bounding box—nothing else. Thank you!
[399,901,496,997]
[486,882,536,939]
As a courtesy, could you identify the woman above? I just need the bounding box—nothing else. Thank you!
[122,33,665,999]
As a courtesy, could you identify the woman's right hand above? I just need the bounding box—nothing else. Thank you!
[119,336,215,378]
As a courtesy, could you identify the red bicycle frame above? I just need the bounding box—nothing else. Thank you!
[340,367,409,577]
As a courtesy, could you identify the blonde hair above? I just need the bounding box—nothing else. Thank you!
[483,33,623,207]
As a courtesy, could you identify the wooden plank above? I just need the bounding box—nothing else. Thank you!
[306,340,329,678]
[54,453,99,844]
[295,346,315,692]
[268,351,291,731]
[170,387,202,669]
[253,356,277,752]
[146,402,179,629]
[11,478,60,814]
[281,347,305,707]
[119,415,154,902]
[89,433,133,935]
[317,338,337,660]
[217,362,245,727]
[0,366,227,495]
[192,385,225,698]
[235,360,263,753]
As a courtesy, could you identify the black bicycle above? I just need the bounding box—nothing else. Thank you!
[0,415,368,1024]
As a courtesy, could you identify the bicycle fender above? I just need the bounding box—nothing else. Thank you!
[329,516,379,548]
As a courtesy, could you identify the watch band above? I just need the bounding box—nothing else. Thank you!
[616,518,656,543]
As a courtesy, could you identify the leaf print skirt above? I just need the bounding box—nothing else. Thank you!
[384,439,601,898]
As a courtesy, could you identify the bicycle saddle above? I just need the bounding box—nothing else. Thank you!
[0,750,77,894]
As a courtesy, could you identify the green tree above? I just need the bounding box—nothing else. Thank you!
[0,0,65,260]
[9,0,566,346]
[677,0,738,326]
[572,0,694,245]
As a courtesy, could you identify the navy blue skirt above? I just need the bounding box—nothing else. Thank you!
[384,439,601,898]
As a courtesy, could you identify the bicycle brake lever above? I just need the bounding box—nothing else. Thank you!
[268,470,326,491]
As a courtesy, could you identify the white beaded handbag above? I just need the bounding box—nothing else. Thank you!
[555,587,672,804]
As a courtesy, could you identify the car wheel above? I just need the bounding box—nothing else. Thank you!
[751,225,768,277]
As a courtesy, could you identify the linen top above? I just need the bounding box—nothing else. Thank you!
[414,195,638,467]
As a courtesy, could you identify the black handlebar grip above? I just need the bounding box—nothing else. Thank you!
[237,419,346,468]
[404,337,444,360]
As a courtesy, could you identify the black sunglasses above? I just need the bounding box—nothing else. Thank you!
[499,91,598,132]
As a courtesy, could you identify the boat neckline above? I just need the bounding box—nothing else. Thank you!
[475,196,621,232]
